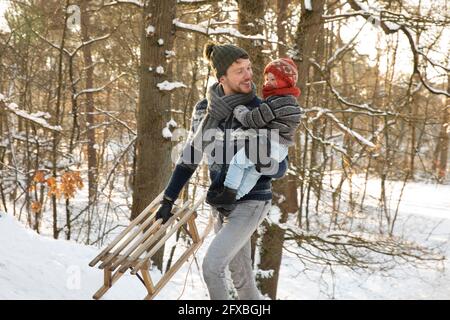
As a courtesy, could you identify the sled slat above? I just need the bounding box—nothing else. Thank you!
[131,206,196,274]
[89,192,164,267]
[118,201,191,273]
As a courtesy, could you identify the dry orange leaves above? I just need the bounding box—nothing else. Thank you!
[29,170,84,200]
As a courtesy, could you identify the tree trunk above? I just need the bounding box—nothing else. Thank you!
[80,0,98,244]
[51,0,70,239]
[237,0,266,93]
[258,168,298,299]
[256,0,324,300]
[236,0,267,266]
[256,0,326,299]
[433,74,449,182]
[294,0,325,106]
[131,0,177,271]
[276,0,289,58]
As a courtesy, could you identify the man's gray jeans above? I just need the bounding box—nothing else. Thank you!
[202,199,271,300]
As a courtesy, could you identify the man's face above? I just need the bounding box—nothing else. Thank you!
[219,58,253,94]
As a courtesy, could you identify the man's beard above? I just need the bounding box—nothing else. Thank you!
[229,81,252,94]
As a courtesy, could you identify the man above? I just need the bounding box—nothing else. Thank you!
[155,42,287,300]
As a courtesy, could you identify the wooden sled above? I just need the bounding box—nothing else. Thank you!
[89,192,211,300]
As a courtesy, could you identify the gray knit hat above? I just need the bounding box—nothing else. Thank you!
[203,42,249,79]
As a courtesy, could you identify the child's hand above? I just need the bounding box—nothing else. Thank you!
[233,105,250,125]
[233,105,249,117]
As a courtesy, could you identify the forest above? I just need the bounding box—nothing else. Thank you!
[0,0,449,299]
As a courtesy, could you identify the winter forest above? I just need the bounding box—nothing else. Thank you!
[0,0,449,300]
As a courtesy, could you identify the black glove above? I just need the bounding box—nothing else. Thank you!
[155,196,174,224]
[217,206,234,217]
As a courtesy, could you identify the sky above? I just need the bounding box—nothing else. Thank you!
[339,1,449,83]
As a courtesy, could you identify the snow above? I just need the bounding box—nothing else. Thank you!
[157,38,164,46]
[104,0,144,7]
[276,178,450,300]
[173,19,265,41]
[167,118,178,128]
[146,25,155,35]
[0,178,449,300]
[157,81,187,91]
[4,102,62,132]
[156,66,164,74]
[177,0,209,3]
[256,269,274,279]
[304,0,312,11]
[165,50,176,58]
[384,21,401,31]
[354,0,370,12]
[162,118,178,139]
[325,112,376,148]
[0,93,4,101]
[162,127,173,139]
[0,190,213,300]
[0,212,134,299]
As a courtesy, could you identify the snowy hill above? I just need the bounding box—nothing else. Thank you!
[0,212,209,300]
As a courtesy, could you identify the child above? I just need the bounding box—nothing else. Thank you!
[206,57,303,211]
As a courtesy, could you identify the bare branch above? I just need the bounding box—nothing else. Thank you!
[102,0,144,8]
[173,18,270,42]
[347,0,449,97]
[177,0,220,6]
[73,73,129,99]
[1,100,62,132]
[93,106,136,136]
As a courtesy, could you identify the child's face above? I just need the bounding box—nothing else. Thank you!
[264,72,277,88]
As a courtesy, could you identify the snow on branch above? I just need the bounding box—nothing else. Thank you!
[326,22,365,69]
[1,100,62,132]
[304,0,313,11]
[173,19,266,41]
[304,107,376,149]
[177,0,220,5]
[162,118,178,139]
[102,0,144,8]
[157,80,187,91]
[324,111,376,149]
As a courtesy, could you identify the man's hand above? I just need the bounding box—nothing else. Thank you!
[155,196,174,224]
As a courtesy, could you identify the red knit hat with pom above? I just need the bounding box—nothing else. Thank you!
[262,58,301,99]
[264,58,298,87]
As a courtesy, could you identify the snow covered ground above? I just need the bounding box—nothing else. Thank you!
[0,179,449,300]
